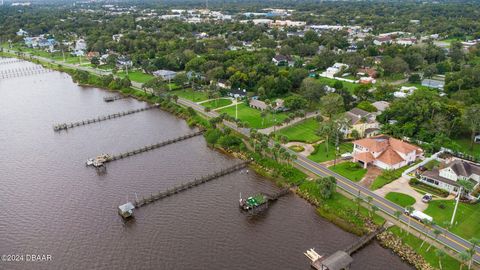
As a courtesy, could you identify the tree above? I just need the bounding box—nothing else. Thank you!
[320,93,344,117]
[91,56,100,67]
[317,120,335,155]
[468,238,479,269]
[355,196,363,215]
[370,205,379,218]
[435,249,446,270]
[284,95,307,111]
[316,176,336,200]
[420,219,432,248]
[408,74,421,84]
[427,229,442,252]
[458,251,471,270]
[463,104,480,149]
[393,210,403,233]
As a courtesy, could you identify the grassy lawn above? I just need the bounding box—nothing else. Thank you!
[201,98,232,109]
[424,200,480,239]
[171,89,209,102]
[308,142,353,163]
[218,103,288,129]
[276,118,320,143]
[117,70,154,83]
[371,164,413,190]
[450,138,480,157]
[385,192,416,207]
[317,76,357,94]
[389,226,461,270]
[328,162,367,182]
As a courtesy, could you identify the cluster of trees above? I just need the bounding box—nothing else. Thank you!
[71,70,131,90]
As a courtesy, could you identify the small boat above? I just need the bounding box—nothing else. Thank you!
[86,158,95,166]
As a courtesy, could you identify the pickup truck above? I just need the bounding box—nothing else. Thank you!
[404,209,433,223]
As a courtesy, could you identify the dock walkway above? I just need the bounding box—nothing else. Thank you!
[133,161,250,208]
[53,104,159,131]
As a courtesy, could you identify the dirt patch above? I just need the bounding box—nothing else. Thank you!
[358,166,382,188]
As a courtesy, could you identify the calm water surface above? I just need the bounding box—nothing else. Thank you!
[0,59,412,270]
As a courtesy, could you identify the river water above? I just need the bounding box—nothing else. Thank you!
[0,59,412,270]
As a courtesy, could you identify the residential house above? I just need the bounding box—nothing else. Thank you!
[373,36,392,46]
[16,29,28,36]
[86,51,100,60]
[420,159,480,194]
[359,77,376,84]
[371,101,390,113]
[357,67,378,78]
[249,98,285,111]
[211,79,230,89]
[116,56,132,67]
[422,79,444,90]
[394,86,417,98]
[343,108,380,138]
[153,69,177,81]
[112,34,124,42]
[227,88,247,99]
[352,135,423,169]
[75,39,87,52]
[322,63,349,78]
[396,37,417,46]
[272,55,294,67]
[475,135,480,143]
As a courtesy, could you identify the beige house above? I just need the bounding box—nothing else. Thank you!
[420,160,480,194]
[343,108,380,138]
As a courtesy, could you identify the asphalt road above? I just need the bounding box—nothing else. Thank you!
[5,48,478,263]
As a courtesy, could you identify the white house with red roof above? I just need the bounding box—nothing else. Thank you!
[352,135,423,170]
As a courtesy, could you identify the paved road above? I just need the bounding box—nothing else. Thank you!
[5,48,478,263]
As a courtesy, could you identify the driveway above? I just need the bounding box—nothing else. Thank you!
[374,176,428,211]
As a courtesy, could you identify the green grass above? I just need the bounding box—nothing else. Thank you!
[371,165,412,190]
[171,89,209,102]
[317,76,357,94]
[200,98,232,109]
[218,103,288,129]
[451,138,480,157]
[328,162,367,182]
[424,200,480,239]
[117,70,154,83]
[276,118,320,143]
[308,142,353,163]
[385,192,416,207]
[389,226,461,270]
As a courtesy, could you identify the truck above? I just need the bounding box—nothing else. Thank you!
[404,208,433,223]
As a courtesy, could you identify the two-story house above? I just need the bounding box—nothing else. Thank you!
[343,108,380,138]
[352,135,423,170]
[420,160,480,194]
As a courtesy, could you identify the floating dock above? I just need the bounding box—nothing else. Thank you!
[239,187,291,214]
[53,104,160,131]
[86,131,204,167]
[103,95,126,102]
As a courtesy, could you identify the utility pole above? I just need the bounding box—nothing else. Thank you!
[333,127,339,167]
[450,187,462,225]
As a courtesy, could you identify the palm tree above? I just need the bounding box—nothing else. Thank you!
[427,229,442,252]
[420,219,432,249]
[468,238,479,269]
[355,196,363,215]
[393,210,403,233]
[435,249,446,270]
[405,206,415,237]
[459,251,471,270]
[371,205,379,218]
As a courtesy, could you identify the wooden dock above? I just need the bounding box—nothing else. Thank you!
[133,161,250,208]
[53,104,160,131]
[307,222,391,270]
[103,95,127,102]
[0,66,52,79]
[0,58,24,65]
[265,187,291,201]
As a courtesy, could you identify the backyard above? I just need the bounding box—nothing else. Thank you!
[276,118,320,143]
[424,200,480,239]
[170,89,208,102]
[385,192,416,207]
[451,138,480,157]
[218,103,288,129]
[308,142,353,163]
[328,162,367,182]
[116,70,154,83]
[317,76,358,94]
[200,98,233,109]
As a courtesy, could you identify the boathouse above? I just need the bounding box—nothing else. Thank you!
[118,202,135,218]
[313,251,353,270]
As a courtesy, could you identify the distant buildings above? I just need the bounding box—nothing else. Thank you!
[352,135,423,170]
[394,86,417,98]
[343,108,380,138]
[272,55,294,67]
[321,63,349,78]
[16,29,28,36]
[153,70,177,81]
[249,98,285,111]
[422,79,444,90]
[228,88,247,99]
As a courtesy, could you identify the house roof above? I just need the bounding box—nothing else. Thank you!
[371,101,390,112]
[320,251,353,270]
[354,151,375,163]
[345,108,371,125]
[273,54,291,62]
[354,135,422,155]
[422,169,460,187]
[377,148,405,165]
[249,99,268,110]
[447,160,480,178]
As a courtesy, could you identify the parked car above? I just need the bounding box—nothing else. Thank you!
[422,193,433,203]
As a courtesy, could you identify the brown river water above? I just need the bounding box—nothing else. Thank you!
[0,59,412,270]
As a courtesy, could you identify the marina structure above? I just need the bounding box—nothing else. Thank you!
[239,187,291,214]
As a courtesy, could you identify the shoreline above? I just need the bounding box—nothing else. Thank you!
[2,53,457,270]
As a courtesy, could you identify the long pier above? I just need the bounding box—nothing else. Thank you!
[306,222,391,270]
[0,66,52,79]
[133,161,250,208]
[53,104,160,131]
[265,187,291,201]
